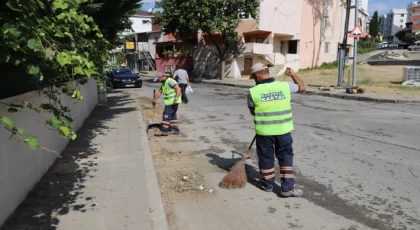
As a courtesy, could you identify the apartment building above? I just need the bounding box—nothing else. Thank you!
[358,0,370,32]
[408,1,420,33]
[379,9,408,42]
[300,0,347,69]
[199,0,350,78]
[407,1,420,22]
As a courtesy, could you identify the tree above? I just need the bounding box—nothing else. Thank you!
[0,0,143,150]
[82,0,142,46]
[154,0,260,80]
[395,29,418,44]
[369,11,380,38]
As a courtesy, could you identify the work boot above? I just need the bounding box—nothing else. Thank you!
[280,189,303,197]
[154,131,168,136]
[168,130,180,135]
[256,181,273,192]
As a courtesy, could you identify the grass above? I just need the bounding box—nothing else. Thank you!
[276,65,420,96]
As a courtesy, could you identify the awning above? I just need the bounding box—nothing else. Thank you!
[243,30,272,36]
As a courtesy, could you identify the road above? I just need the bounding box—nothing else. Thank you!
[127,82,420,230]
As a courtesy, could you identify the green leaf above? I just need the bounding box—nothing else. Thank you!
[5,28,21,37]
[70,132,77,140]
[48,117,64,129]
[27,65,40,75]
[27,39,40,51]
[74,66,83,74]
[24,134,39,150]
[57,52,71,66]
[16,127,24,133]
[8,104,24,113]
[53,0,69,10]
[59,126,71,138]
[45,48,55,61]
[0,116,14,129]
[96,33,103,38]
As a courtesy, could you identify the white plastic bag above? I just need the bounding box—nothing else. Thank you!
[186,85,193,94]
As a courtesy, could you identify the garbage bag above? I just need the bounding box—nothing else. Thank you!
[186,85,193,94]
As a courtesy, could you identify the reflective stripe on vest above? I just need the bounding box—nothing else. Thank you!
[249,81,294,136]
[162,78,182,105]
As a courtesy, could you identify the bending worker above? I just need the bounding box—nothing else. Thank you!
[152,72,182,136]
[247,63,306,197]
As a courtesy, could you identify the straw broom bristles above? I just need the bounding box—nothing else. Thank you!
[219,153,249,189]
[219,136,256,189]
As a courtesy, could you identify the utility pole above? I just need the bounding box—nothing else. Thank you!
[352,1,359,86]
[337,0,352,87]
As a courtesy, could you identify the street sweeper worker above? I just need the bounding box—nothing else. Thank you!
[152,72,182,136]
[247,63,306,197]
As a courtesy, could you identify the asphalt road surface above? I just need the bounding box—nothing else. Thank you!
[127,82,420,230]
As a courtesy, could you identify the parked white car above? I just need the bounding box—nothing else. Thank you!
[408,41,420,51]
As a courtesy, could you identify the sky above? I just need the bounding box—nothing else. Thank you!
[368,0,413,16]
[140,0,415,17]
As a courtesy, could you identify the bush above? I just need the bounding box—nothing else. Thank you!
[357,38,378,54]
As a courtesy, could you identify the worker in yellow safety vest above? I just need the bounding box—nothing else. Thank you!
[248,63,306,197]
[152,72,182,136]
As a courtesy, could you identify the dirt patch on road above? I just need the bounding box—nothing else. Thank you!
[135,96,216,229]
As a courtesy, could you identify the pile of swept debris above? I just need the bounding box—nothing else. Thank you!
[370,51,408,61]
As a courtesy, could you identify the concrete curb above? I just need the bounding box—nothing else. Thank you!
[137,108,169,230]
[198,80,420,104]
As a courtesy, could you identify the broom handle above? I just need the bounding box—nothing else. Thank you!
[153,90,156,108]
[245,135,257,154]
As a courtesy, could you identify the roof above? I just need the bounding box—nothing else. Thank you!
[133,10,154,18]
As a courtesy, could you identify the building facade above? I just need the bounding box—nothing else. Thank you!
[379,9,408,42]
[408,2,420,34]
[407,1,420,22]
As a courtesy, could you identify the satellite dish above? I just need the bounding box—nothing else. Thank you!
[148,8,153,13]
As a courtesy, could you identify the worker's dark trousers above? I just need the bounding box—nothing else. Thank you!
[257,133,295,192]
[179,83,189,103]
[161,104,179,132]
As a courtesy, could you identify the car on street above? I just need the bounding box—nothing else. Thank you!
[107,67,142,88]
[408,41,420,51]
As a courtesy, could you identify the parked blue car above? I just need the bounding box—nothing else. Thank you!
[107,67,142,89]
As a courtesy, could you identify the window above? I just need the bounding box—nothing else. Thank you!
[142,20,149,26]
[401,14,405,17]
[324,42,330,53]
[165,65,175,73]
[322,16,328,28]
[256,38,264,43]
[288,40,298,54]
[401,19,404,23]
[154,36,159,42]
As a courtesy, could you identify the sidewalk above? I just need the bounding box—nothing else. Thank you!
[1,92,168,230]
[195,78,420,104]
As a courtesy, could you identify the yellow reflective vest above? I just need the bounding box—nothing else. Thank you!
[162,78,182,105]
[249,81,294,136]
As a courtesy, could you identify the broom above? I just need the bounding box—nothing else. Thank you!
[220,135,256,189]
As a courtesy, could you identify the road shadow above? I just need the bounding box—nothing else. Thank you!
[1,92,136,229]
[205,152,282,197]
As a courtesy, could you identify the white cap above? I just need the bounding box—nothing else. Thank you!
[153,72,165,82]
[249,63,269,79]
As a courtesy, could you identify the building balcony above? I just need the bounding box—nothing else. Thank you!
[241,43,273,56]
[412,15,420,21]
[412,24,420,30]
